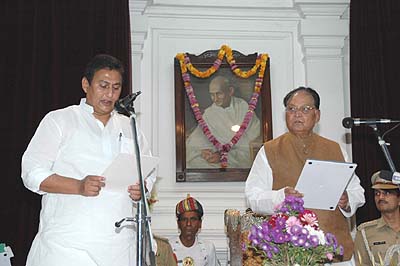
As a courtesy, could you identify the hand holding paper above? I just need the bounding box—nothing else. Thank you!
[102,153,159,193]
[284,187,304,198]
[79,175,105,196]
[338,191,350,211]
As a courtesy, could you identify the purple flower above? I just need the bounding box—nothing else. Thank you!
[246,195,345,265]
[275,217,287,228]
[257,229,264,239]
[290,234,299,243]
[308,235,319,247]
[261,222,270,233]
[300,227,309,237]
[339,245,344,256]
[297,235,307,247]
[251,238,260,245]
[249,226,259,237]
[264,234,272,242]
[286,195,296,203]
[303,241,312,249]
[261,243,270,252]
[272,231,286,244]
[325,233,338,249]
[289,224,302,235]
[283,233,291,242]
[280,206,289,213]
[271,245,280,253]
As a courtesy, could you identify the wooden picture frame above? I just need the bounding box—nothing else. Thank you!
[175,49,272,182]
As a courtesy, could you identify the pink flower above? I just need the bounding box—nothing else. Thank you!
[299,210,319,229]
[286,216,301,230]
[326,253,334,261]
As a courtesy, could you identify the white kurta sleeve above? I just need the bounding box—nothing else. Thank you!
[340,147,365,217]
[207,241,219,266]
[245,147,286,215]
[21,113,62,195]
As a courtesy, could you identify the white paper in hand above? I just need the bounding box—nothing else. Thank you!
[102,153,159,192]
[295,159,357,211]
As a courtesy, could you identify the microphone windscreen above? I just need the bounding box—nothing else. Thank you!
[342,117,354,129]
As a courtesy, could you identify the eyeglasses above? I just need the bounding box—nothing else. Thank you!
[285,105,316,114]
[374,190,397,197]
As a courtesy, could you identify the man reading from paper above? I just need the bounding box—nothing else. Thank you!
[21,54,156,266]
[245,87,365,265]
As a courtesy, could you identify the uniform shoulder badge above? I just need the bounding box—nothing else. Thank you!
[357,219,378,231]
[154,235,170,244]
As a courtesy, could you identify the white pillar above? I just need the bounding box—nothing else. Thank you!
[296,0,350,147]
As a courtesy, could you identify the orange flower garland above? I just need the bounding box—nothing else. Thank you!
[176,45,269,167]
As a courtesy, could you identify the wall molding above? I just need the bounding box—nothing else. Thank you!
[129,1,350,264]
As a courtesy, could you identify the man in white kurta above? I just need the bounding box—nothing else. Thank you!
[170,236,218,266]
[245,147,365,266]
[246,146,365,217]
[186,76,260,168]
[245,87,365,265]
[21,54,155,266]
[170,195,219,266]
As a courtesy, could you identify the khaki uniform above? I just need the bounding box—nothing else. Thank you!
[155,235,177,266]
[354,217,400,265]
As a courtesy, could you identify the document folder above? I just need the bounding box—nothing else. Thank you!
[295,159,357,210]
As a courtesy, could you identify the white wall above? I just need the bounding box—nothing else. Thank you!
[129,0,350,264]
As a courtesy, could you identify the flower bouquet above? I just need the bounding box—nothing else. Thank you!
[247,196,343,265]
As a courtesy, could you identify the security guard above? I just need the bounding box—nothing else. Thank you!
[154,235,177,266]
[354,170,400,265]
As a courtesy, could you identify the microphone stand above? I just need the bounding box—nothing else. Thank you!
[114,100,156,266]
[369,124,400,184]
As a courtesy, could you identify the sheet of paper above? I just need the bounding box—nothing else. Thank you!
[102,153,159,192]
[294,159,357,211]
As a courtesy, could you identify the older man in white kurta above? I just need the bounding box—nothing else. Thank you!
[245,87,365,265]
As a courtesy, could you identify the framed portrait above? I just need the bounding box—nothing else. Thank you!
[174,48,272,182]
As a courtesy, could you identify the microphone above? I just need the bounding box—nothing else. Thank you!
[342,117,400,129]
[115,91,142,109]
[378,170,400,185]
[114,217,136,228]
[115,218,125,228]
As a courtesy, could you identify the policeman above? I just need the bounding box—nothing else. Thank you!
[354,170,400,265]
[154,235,177,266]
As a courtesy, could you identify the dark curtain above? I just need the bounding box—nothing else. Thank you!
[0,1,132,265]
[350,0,400,224]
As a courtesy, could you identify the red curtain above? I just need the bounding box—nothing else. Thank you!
[350,0,400,224]
[0,1,132,265]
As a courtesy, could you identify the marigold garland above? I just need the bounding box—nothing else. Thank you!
[176,45,269,167]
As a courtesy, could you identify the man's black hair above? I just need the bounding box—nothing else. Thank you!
[84,54,124,84]
[283,86,320,109]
